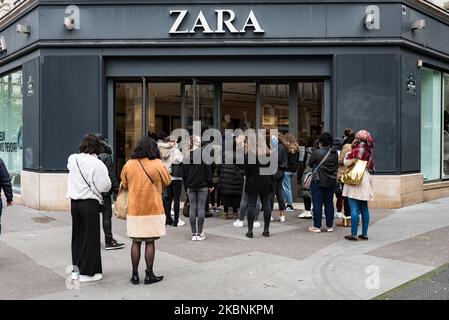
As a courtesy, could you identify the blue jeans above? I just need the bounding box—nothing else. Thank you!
[187,188,209,234]
[348,198,370,237]
[282,171,295,205]
[239,178,261,221]
[311,181,335,228]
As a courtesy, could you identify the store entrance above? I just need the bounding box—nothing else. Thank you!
[113,79,325,201]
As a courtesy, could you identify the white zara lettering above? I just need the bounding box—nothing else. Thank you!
[169,9,265,34]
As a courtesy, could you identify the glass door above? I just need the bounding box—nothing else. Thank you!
[183,79,217,133]
[114,82,143,178]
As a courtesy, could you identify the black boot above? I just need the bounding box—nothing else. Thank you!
[246,215,254,238]
[144,270,164,285]
[263,216,270,237]
[131,270,139,285]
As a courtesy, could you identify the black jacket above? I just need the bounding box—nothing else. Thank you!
[309,147,338,188]
[182,149,213,189]
[218,164,244,196]
[0,158,13,202]
[286,150,299,173]
[243,152,274,197]
[97,143,120,196]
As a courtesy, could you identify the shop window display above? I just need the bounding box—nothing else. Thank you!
[0,70,23,194]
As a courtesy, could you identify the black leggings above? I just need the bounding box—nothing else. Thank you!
[71,199,102,276]
[163,180,183,225]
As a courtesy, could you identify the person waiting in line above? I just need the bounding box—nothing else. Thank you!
[298,142,315,219]
[333,136,346,220]
[234,134,262,228]
[158,135,185,227]
[244,133,274,238]
[308,132,339,233]
[270,134,288,222]
[208,163,222,214]
[67,134,111,282]
[182,136,213,241]
[0,157,13,236]
[343,130,375,241]
[95,133,125,250]
[120,137,171,285]
[279,133,300,212]
[217,141,244,220]
[336,132,355,227]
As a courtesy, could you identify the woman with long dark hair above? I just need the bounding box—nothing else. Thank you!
[120,137,172,285]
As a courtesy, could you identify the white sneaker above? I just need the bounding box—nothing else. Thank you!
[233,219,244,227]
[280,215,286,222]
[79,274,102,282]
[197,233,206,241]
[270,216,274,222]
[191,233,197,241]
[72,271,80,280]
[176,219,186,227]
[335,212,344,219]
[299,211,312,219]
[305,211,313,218]
[308,226,321,233]
[327,227,333,232]
[253,221,261,228]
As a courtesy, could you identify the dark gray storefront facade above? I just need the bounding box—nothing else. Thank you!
[1,0,449,210]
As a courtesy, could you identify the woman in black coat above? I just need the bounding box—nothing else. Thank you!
[218,149,244,219]
[308,132,339,233]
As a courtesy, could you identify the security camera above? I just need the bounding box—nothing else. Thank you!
[365,13,374,26]
[64,16,75,30]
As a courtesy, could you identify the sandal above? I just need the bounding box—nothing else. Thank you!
[344,235,358,241]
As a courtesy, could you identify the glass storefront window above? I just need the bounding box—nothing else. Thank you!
[297,82,324,147]
[0,70,23,194]
[443,73,449,179]
[421,68,442,181]
[260,84,289,132]
[184,83,215,132]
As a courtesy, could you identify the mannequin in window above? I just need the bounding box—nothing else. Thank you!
[221,114,232,133]
[240,111,252,131]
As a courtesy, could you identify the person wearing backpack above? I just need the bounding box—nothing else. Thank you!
[0,157,13,236]
[307,132,339,233]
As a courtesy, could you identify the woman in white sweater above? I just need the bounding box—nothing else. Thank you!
[67,134,111,282]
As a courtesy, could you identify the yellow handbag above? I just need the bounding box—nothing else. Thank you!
[114,183,128,220]
[341,159,368,185]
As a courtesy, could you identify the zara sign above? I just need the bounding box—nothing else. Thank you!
[169,9,265,34]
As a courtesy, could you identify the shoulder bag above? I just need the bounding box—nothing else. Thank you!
[114,182,128,220]
[341,156,371,186]
[303,149,331,189]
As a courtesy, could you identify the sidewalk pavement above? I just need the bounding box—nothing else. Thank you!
[0,198,449,300]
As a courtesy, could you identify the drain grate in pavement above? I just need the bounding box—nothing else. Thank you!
[374,264,449,300]
[31,216,56,224]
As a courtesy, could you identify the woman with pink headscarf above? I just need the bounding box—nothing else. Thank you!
[342,130,375,241]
